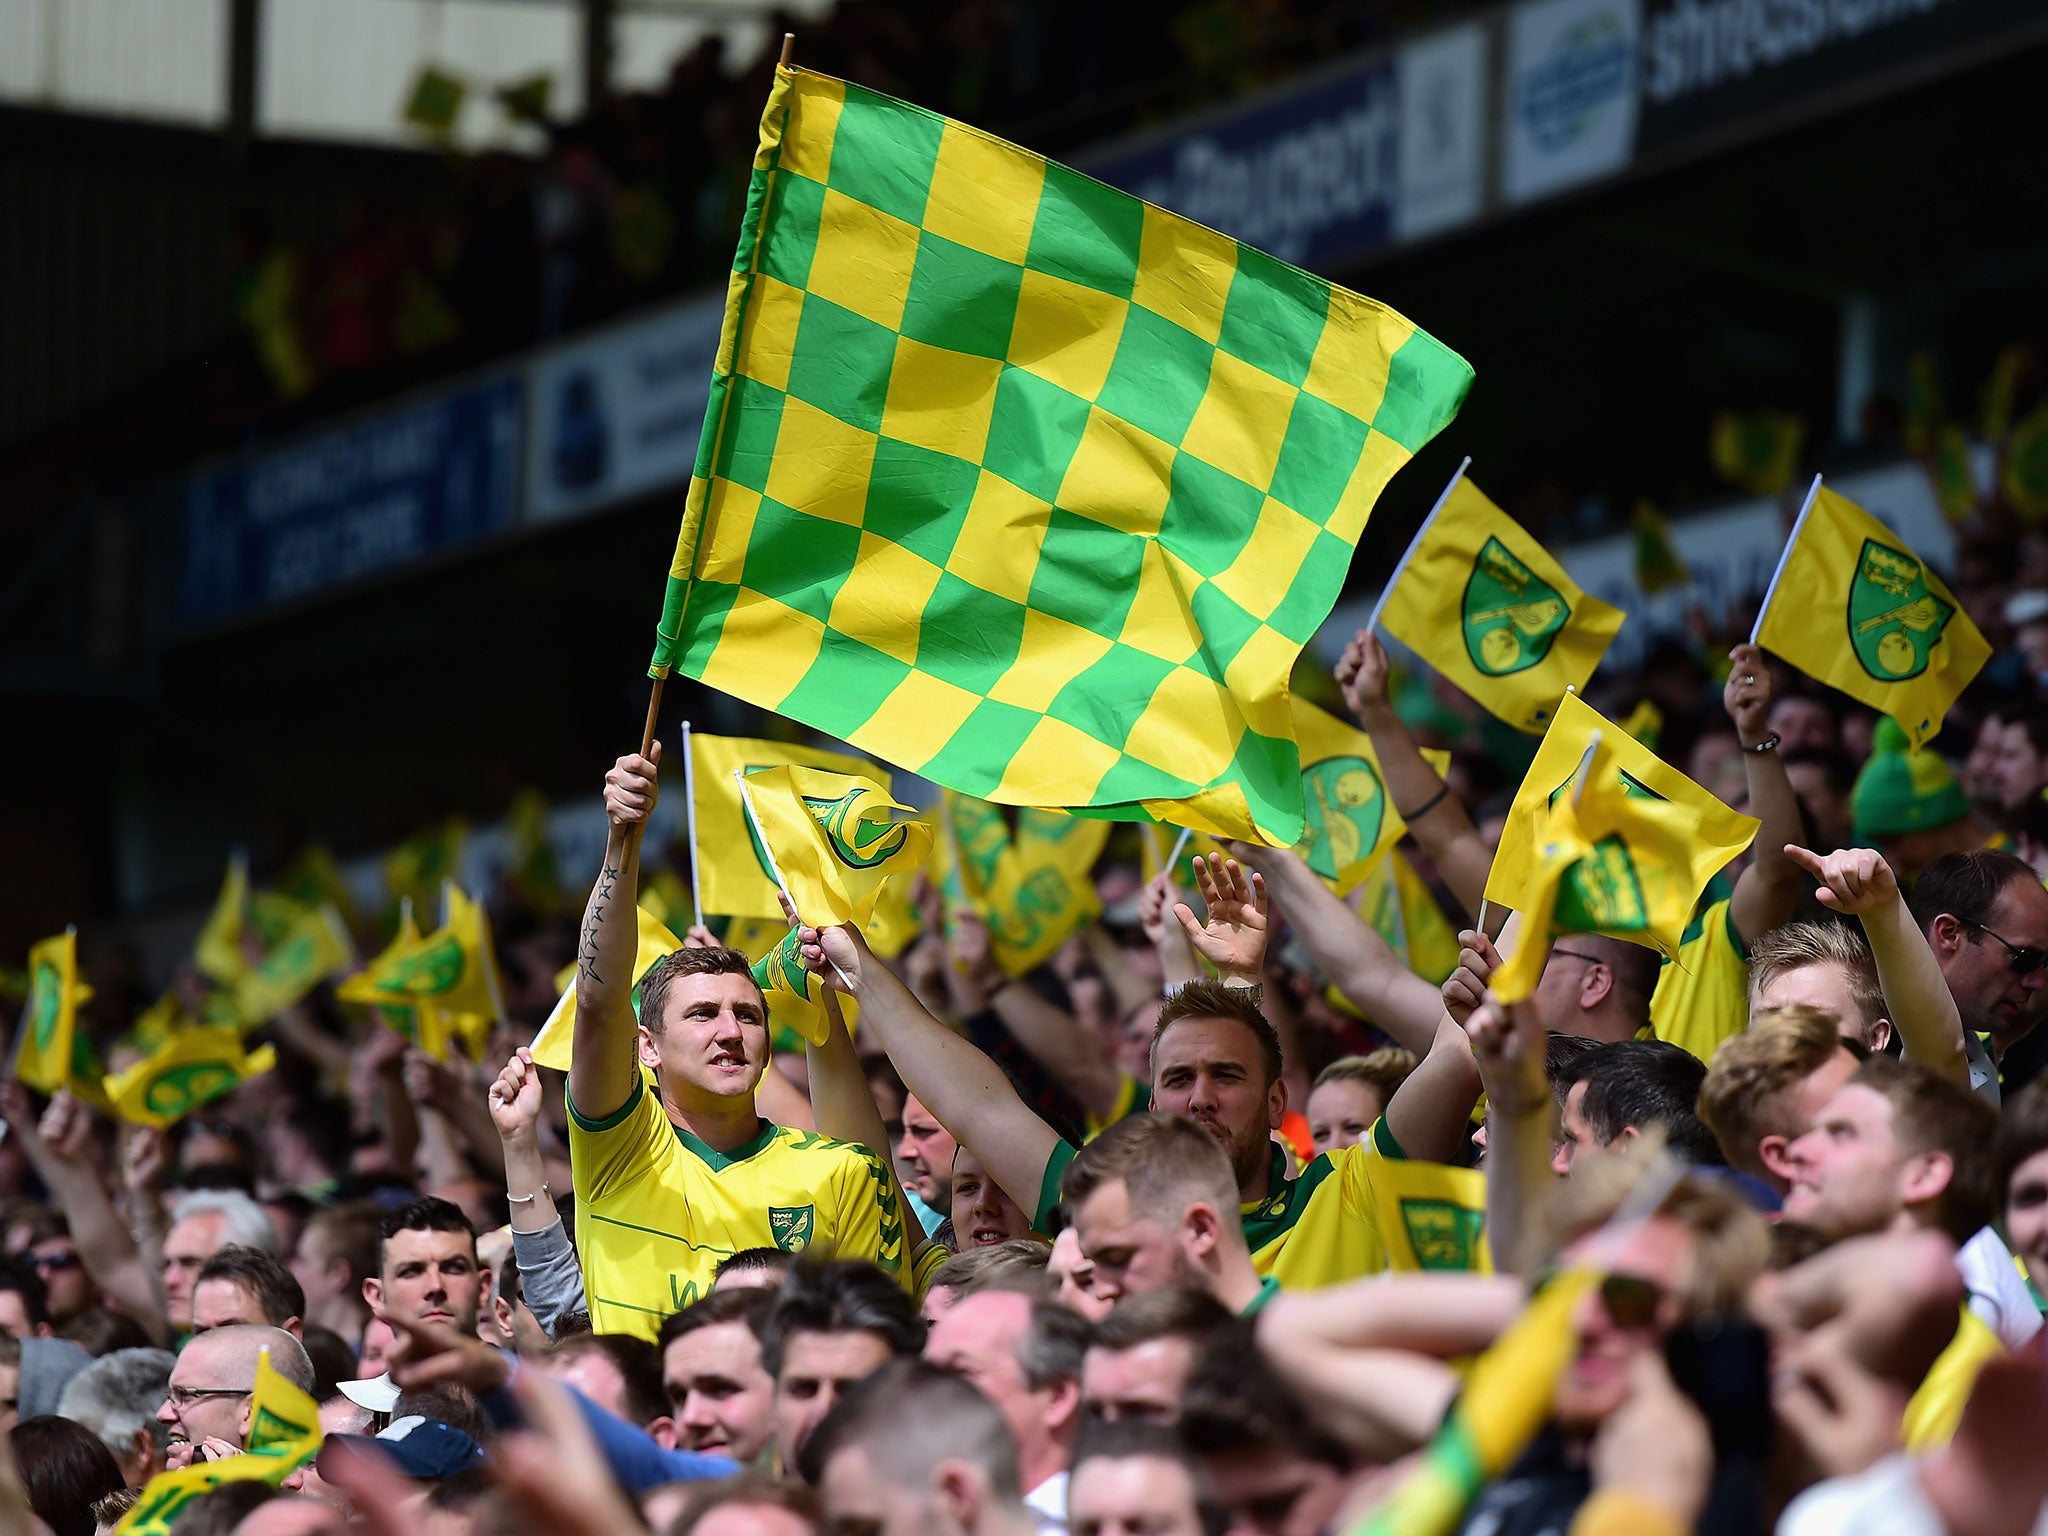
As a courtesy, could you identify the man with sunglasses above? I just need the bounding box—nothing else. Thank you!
[1907,848,2048,1102]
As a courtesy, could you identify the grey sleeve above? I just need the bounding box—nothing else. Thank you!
[512,1218,587,1336]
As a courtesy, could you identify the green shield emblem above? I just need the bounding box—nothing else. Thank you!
[1461,536,1569,676]
[143,1061,240,1119]
[1399,1198,1483,1271]
[1848,538,1954,681]
[769,1205,816,1253]
[1553,836,1649,934]
[27,960,60,1052]
[1298,757,1385,879]
[247,1403,313,1457]
[380,934,465,997]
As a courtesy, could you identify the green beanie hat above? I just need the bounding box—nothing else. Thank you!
[1850,717,1970,842]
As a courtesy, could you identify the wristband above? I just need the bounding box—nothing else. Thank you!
[1743,732,1780,753]
[1399,784,1453,821]
[506,1184,549,1205]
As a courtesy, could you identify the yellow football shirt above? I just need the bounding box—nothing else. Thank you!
[1649,898,1750,1063]
[1902,1305,2002,1451]
[1036,1117,1489,1288]
[570,1075,905,1338]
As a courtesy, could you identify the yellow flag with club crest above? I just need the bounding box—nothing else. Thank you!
[690,733,894,919]
[337,882,500,1025]
[530,904,687,1070]
[1379,472,1624,733]
[103,1027,278,1131]
[1292,698,1451,895]
[737,766,933,929]
[1485,694,1756,1000]
[1752,480,1989,750]
[15,929,94,1095]
[231,901,355,1026]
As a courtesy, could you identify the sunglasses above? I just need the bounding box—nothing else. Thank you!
[1964,920,2048,975]
[29,1252,81,1274]
[1533,1268,1666,1330]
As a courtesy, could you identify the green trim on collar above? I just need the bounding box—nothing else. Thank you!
[1240,1274,1282,1315]
[674,1117,779,1170]
[568,1070,644,1133]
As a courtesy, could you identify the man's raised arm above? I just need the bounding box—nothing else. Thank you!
[569,746,661,1123]
[793,918,1061,1229]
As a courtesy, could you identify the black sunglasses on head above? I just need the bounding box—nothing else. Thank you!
[1964,919,2048,975]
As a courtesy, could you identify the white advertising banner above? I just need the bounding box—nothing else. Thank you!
[1502,0,1641,206]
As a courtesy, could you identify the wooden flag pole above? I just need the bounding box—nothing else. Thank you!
[780,32,795,68]
[639,678,664,757]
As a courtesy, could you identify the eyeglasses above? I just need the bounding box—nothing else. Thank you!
[1963,920,2048,975]
[1548,947,1606,969]
[165,1385,252,1410]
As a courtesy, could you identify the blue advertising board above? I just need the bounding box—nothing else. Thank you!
[181,375,522,629]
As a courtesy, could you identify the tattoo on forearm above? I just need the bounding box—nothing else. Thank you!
[579,862,621,983]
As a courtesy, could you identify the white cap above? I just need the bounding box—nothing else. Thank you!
[336,1372,400,1414]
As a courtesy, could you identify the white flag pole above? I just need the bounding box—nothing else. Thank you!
[1364,454,1471,637]
[1164,826,1194,880]
[1570,731,1603,807]
[1749,474,1824,645]
[681,720,703,924]
[734,770,853,989]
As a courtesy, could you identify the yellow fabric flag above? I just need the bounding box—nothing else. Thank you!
[1753,482,1990,750]
[336,883,500,1024]
[690,733,891,919]
[1485,694,1757,1002]
[1380,475,1624,734]
[984,812,1112,976]
[121,991,189,1057]
[530,904,687,1071]
[245,1344,324,1463]
[102,1027,277,1131]
[1355,849,1463,986]
[275,845,362,937]
[195,857,250,984]
[1293,697,1452,895]
[738,766,934,929]
[14,929,94,1095]
[751,922,844,1049]
[383,819,466,923]
[231,902,356,1026]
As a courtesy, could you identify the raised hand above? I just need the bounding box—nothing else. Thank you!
[488,1048,543,1142]
[1461,993,1548,1117]
[784,890,866,994]
[602,742,662,831]
[1588,1350,1712,1527]
[38,1092,93,1162]
[1441,929,1502,1026]
[1784,843,1900,915]
[1335,628,1393,721]
[1724,642,1774,746]
[122,1126,171,1195]
[685,923,719,950]
[948,908,999,984]
[1174,852,1269,980]
[402,1048,459,1112]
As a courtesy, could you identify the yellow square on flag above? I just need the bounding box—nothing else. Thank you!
[1754,482,1989,750]
[1381,474,1624,733]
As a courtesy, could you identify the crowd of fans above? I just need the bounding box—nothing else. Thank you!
[21,513,2048,1533]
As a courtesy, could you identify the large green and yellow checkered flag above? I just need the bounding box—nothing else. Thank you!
[653,65,1472,847]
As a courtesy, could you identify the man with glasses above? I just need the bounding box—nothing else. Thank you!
[1907,848,2048,1102]
[155,1324,315,1469]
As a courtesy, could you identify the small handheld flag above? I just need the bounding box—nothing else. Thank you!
[14,929,94,1096]
[102,1028,278,1130]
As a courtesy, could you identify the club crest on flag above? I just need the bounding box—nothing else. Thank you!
[769,1204,815,1253]
[747,785,912,876]
[378,934,466,993]
[1299,756,1386,882]
[141,1062,241,1120]
[26,956,61,1055]
[1462,536,1568,677]
[1553,838,1650,934]
[1849,539,1956,681]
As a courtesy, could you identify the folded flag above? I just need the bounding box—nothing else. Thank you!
[1378,468,1624,734]
[689,732,893,919]
[230,902,356,1027]
[530,904,687,1071]
[195,856,251,984]
[245,1343,323,1466]
[738,766,934,929]
[935,795,1109,975]
[14,929,94,1096]
[1631,500,1689,596]
[1485,694,1756,1000]
[1753,480,1989,750]
[1709,409,1804,496]
[652,63,1471,846]
[1292,697,1452,895]
[103,1027,277,1131]
[336,883,501,1026]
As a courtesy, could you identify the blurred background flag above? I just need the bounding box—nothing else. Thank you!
[103,1026,278,1131]
[14,928,92,1095]
[1752,479,1989,749]
[1377,466,1624,734]
[652,64,1471,848]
